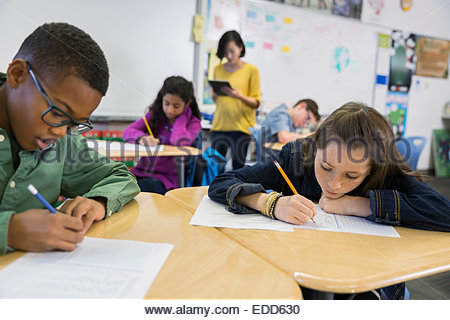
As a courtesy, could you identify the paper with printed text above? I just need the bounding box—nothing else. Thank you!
[191,196,400,237]
[0,237,173,298]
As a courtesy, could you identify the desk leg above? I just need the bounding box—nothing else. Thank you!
[301,287,335,300]
[312,291,334,299]
[178,156,185,188]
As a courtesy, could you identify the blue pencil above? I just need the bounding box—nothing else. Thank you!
[27,184,57,214]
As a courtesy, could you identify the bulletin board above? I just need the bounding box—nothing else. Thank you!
[238,0,385,113]
[204,0,387,114]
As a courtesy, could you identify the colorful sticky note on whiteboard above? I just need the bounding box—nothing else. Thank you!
[281,46,290,53]
[266,15,275,22]
[245,41,255,48]
[263,42,273,50]
[247,10,257,19]
[284,17,293,24]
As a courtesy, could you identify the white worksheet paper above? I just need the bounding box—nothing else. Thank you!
[190,196,294,231]
[294,206,400,237]
[0,237,174,298]
[191,196,400,237]
[87,139,163,152]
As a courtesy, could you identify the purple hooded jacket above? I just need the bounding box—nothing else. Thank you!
[123,107,201,190]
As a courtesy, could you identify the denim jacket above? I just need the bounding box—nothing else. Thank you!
[209,140,450,232]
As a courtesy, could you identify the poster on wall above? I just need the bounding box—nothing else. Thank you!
[241,0,380,112]
[269,0,333,14]
[203,52,215,105]
[203,49,222,105]
[373,33,390,114]
[385,91,408,139]
[360,0,385,23]
[432,129,450,178]
[206,0,243,41]
[415,37,450,78]
[388,30,416,92]
[332,0,363,19]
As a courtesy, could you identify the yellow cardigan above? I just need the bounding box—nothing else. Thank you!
[212,62,261,134]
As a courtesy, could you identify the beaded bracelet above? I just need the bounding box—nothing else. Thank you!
[261,192,276,218]
[261,192,272,217]
[265,192,278,219]
[261,191,282,219]
[267,192,283,219]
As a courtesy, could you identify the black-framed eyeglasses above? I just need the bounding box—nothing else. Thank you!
[305,111,312,126]
[26,62,93,135]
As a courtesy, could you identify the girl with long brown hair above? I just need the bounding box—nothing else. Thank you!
[209,102,449,231]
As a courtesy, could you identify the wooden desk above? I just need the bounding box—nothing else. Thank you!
[263,142,284,152]
[0,193,302,299]
[166,187,450,295]
[88,139,202,158]
[87,139,202,187]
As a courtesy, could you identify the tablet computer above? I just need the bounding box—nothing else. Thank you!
[208,80,232,95]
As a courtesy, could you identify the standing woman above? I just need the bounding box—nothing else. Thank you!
[211,30,261,170]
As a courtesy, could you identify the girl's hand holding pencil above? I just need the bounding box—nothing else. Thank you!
[273,195,317,225]
[139,116,160,146]
[138,135,160,146]
[274,161,316,224]
[142,116,154,137]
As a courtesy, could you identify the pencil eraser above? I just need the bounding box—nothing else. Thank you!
[27,184,38,195]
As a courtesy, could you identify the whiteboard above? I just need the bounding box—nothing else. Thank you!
[361,0,450,40]
[239,0,387,114]
[0,0,196,119]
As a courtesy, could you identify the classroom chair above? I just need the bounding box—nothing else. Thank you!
[184,131,226,187]
[395,136,427,171]
[249,126,263,162]
[201,112,214,124]
[183,131,203,187]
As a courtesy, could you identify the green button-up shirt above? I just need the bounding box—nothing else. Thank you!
[0,127,140,255]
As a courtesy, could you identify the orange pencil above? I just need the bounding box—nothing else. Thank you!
[142,116,154,137]
[274,161,316,223]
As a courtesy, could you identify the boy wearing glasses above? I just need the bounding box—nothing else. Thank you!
[261,99,320,144]
[0,22,139,255]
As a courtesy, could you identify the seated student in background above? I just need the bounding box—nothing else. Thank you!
[262,98,320,144]
[123,76,201,194]
[209,102,450,299]
[0,23,140,255]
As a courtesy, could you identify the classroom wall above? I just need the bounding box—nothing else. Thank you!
[0,0,196,120]
[197,0,450,171]
[0,0,448,170]
[360,0,450,170]
[361,0,450,39]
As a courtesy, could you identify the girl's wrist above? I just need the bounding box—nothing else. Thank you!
[349,196,371,217]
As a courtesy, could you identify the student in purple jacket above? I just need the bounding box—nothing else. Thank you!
[123,76,201,194]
